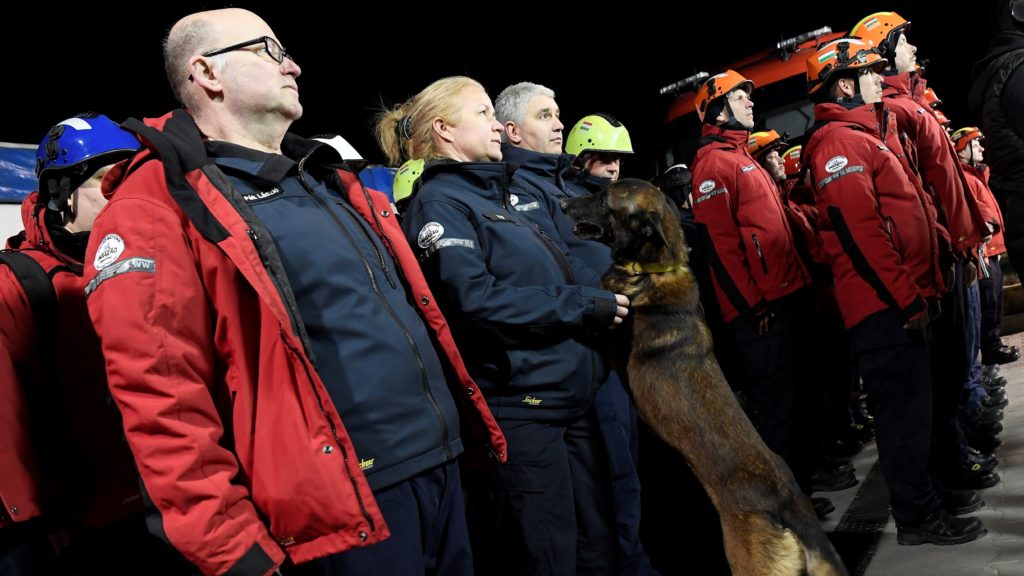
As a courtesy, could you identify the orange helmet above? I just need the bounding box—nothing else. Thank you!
[807,37,887,95]
[694,70,754,123]
[933,109,951,127]
[923,87,942,108]
[781,145,802,178]
[747,130,788,159]
[850,12,910,58]
[950,127,983,152]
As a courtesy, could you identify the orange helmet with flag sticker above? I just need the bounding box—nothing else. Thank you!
[850,11,910,59]
[807,37,887,95]
[694,70,754,123]
[747,130,788,159]
[951,127,983,152]
[923,87,942,108]
[781,145,802,178]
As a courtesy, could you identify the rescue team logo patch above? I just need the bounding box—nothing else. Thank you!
[698,180,716,194]
[825,156,849,174]
[93,234,125,270]
[418,222,445,249]
[741,164,757,173]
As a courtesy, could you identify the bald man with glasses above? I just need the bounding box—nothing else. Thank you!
[83,8,505,576]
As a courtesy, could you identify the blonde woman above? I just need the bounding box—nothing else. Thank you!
[378,77,628,575]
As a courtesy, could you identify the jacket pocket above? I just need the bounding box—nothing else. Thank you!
[884,216,904,253]
[751,234,769,274]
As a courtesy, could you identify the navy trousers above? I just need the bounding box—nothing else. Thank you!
[851,309,938,525]
[300,460,471,576]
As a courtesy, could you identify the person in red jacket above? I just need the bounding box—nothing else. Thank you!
[852,10,999,493]
[0,114,187,573]
[805,37,986,546]
[952,127,1019,368]
[83,9,506,576]
[691,71,817,497]
[749,132,860,512]
[852,12,988,254]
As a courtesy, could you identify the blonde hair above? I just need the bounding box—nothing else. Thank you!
[376,76,484,166]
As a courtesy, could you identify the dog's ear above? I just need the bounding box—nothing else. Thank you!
[628,210,667,246]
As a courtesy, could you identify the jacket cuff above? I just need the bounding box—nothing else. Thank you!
[897,295,928,324]
[584,293,618,332]
[223,541,280,576]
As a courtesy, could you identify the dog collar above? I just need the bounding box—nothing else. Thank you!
[617,261,685,276]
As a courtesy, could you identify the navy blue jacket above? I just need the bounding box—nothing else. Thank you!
[502,145,612,285]
[401,161,617,420]
[208,141,461,491]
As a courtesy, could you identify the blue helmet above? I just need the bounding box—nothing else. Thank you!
[35,113,140,211]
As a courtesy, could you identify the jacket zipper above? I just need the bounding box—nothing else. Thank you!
[532,224,576,284]
[751,234,769,274]
[294,165,451,461]
[247,225,375,533]
[334,203,451,460]
[337,202,396,288]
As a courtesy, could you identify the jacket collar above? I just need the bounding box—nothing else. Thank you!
[420,160,515,204]
[883,71,914,96]
[700,123,751,150]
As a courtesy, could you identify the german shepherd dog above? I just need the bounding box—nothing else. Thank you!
[563,179,847,576]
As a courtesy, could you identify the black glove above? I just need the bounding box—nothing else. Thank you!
[746,302,775,335]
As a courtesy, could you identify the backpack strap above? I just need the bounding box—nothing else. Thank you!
[0,250,58,386]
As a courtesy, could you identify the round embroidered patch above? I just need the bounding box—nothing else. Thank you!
[417,222,445,249]
[93,233,125,270]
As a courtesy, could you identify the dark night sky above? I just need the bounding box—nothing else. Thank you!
[6,1,1004,177]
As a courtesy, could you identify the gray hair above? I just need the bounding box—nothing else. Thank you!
[163,19,215,107]
[494,82,556,144]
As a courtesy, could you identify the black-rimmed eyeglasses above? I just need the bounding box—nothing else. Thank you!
[202,36,292,64]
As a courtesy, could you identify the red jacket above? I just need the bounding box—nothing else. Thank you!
[962,163,1007,258]
[692,124,809,322]
[805,103,942,329]
[84,111,506,576]
[1,195,141,531]
[780,179,828,267]
[884,72,988,254]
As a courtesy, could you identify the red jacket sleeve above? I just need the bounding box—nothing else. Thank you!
[692,158,767,315]
[85,180,284,576]
[813,139,925,317]
[912,109,988,252]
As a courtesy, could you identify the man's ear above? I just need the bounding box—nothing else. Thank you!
[188,56,222,94]
[504,121,522,145]
[715,105,729,125]
[837,77,856,98]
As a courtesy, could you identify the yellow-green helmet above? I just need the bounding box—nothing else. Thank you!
[565,113,634,158]
[393,158,425,203]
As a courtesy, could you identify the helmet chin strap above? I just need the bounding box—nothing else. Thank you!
[46,175,73,213]
[721,99,748,131]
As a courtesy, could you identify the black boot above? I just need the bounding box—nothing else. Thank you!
[940,490,985,516]
[982,345,1020,366]
[897,510,987,545]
